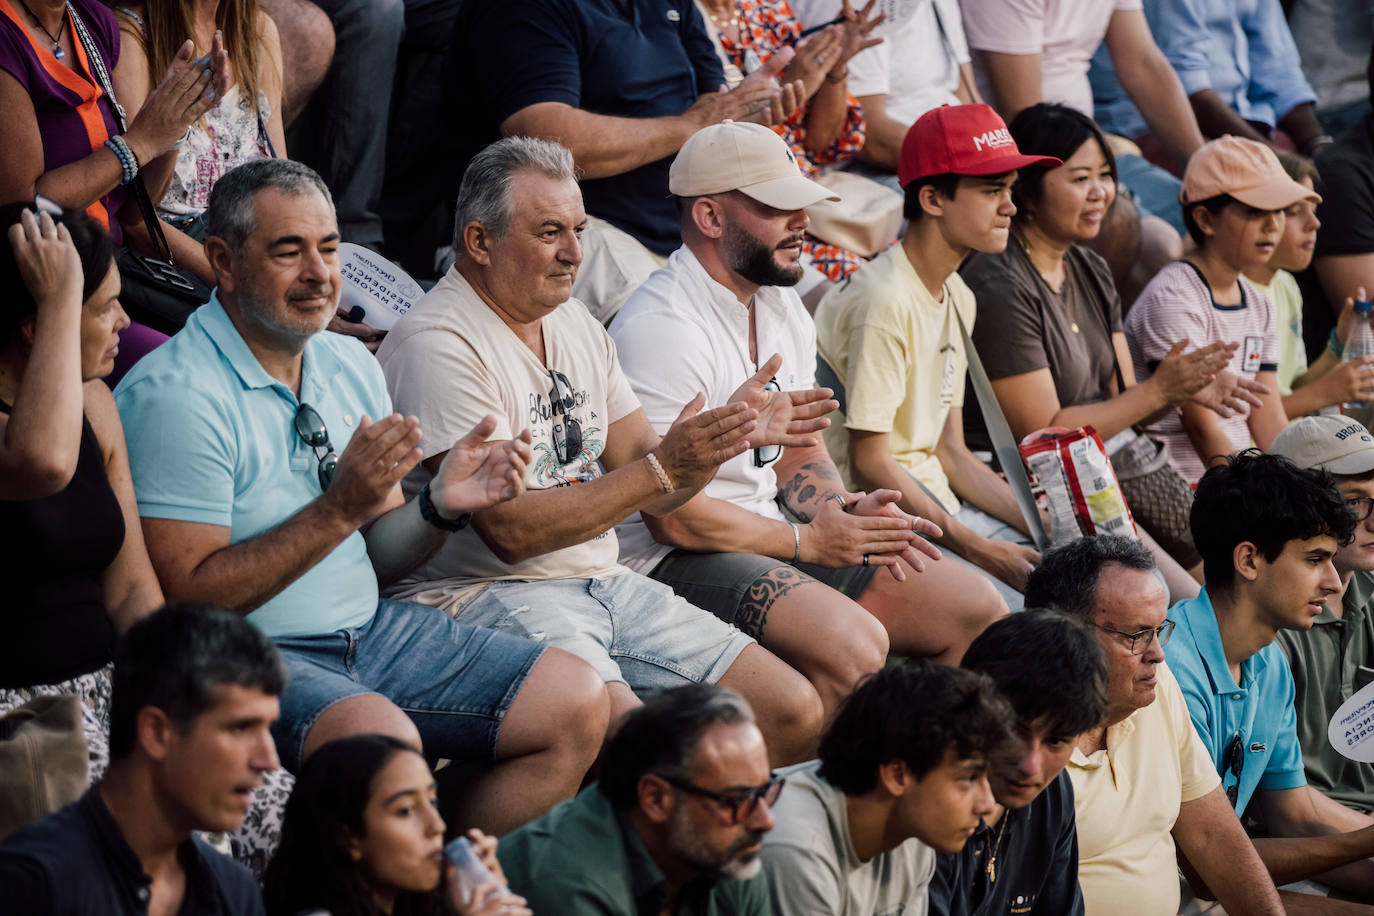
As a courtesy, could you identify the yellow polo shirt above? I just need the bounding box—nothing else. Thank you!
[1067,662,1220,916]
[814,244,974,516]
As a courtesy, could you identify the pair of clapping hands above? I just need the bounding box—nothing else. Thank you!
[652,353,943,580]
[686,0,884,128]
[323,353,939,581]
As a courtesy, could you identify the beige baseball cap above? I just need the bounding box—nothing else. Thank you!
[1180,136,1322,209]
[1271,415,1374,475]
[669,121,840,210]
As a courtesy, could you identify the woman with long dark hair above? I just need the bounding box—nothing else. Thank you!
[264,734,530,916]
[959,103,1259,593]
[110,0,284,284]
[0,200,161,782]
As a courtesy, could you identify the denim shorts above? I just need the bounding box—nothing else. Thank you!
[272,598,543,772]
[456,572,754,690]
[647,550,879,631]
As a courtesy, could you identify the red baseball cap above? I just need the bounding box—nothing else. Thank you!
[898,104,1062,189]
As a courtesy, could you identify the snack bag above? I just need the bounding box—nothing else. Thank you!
[1019,426,1137,547]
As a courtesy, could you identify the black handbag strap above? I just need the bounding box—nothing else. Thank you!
[70,2,177,265]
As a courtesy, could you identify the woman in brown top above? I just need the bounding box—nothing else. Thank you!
[960,104,1260,590]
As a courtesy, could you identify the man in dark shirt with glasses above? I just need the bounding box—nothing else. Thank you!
[1166,450,1374,906]
[499,685,778,916]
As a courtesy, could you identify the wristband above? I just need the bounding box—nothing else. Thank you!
[1329,329,1346,359]
[104,135,139,185]
[824,68,848,84]
[645,451,675,494]
[418,483,471,532]
[1304,134,1335,156]
[169,126,193,152]
[788,522,801,564]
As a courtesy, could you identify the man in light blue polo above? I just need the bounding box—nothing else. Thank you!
[1167,451,1374,902]
[113,159,611,836]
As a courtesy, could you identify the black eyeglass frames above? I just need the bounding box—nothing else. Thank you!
[1096,619,1175,656]
[548,368,584,466]
[659,772,786,824]
[294,403,339,491]
[1348,496,1374,522]
[1224,733,1245,808]
[753,376,782,468]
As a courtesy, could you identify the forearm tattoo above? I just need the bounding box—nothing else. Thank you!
[777,460,844,522]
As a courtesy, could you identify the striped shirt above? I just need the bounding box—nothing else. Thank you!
[1124,260,1278,483]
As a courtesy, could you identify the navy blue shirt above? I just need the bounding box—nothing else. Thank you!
[0,788,264,915]
[448,0,725,254]
[928,771,1084,916]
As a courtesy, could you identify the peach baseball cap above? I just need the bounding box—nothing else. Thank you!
[669,121,840,210]
[1179,136,1322,208]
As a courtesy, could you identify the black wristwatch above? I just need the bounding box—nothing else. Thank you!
[418,483,471,532]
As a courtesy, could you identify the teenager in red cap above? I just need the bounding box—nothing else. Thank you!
[813,104,1057,610]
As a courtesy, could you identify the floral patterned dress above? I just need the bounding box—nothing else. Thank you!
[715,0,870,279]
[158,83,273,219]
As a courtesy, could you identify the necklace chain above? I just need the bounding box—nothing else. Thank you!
[985,812,1009,884]
[706,3,741,28]
[16,0,67,57]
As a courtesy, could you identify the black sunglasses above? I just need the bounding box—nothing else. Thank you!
[294,403,339,491]
[660,772,785,824]
[1224,733,1245,809]
[753,376,782,468]
[548,368,584,466]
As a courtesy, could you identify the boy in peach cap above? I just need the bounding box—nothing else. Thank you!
[1124,136,1320,485]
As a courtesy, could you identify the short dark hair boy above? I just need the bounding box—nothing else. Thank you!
[762,662,1014,915]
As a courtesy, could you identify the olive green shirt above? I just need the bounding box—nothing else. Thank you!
[498,785,774,916]
[1276,570,1374,813]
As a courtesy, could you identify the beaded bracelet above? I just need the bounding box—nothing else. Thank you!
[103,135,139,185]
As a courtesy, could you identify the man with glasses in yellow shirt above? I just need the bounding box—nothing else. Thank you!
[1025,535,1284,915]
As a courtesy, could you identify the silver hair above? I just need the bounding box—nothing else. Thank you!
[452,137,577,256]
[207,159,335,252]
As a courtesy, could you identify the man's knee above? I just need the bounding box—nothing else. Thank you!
[510,646,610,760]
[301,694,421,763]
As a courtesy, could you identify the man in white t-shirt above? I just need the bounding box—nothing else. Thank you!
[760,661,1012,916]
[790,0,981,185]
[610,122,1006,720]
[376,136,831,765]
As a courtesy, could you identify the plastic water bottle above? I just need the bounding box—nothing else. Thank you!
[1344,300,1374,411]
[444,836,508,905]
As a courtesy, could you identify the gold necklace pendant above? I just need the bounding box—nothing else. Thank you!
[984,813,1008,884]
